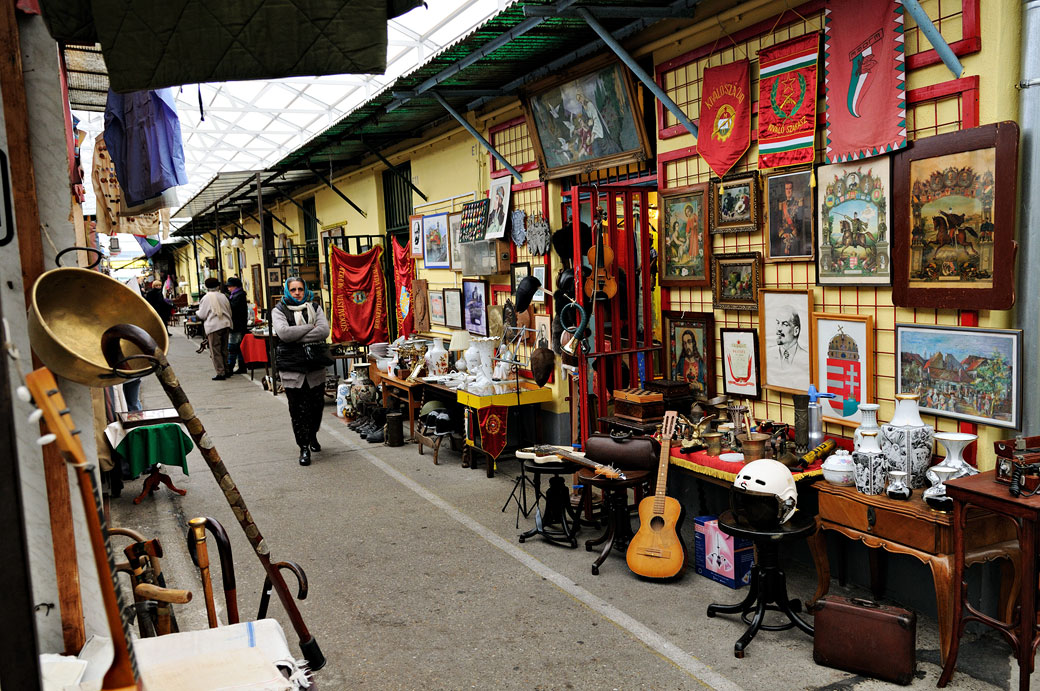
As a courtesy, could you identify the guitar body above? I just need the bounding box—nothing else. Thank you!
[626,495,686,579]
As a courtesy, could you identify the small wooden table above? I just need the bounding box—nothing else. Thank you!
[939,471,1035,690]
[812,482,1019,666]
[380,374,425,442]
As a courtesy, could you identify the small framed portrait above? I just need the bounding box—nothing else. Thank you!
[449,212,464,271]
[409,214,424,258]
[510,261,531,294]
[710,171,759,234]
[719,328,761,399]
[759,288,815,395]
[663,311,715,398]
[711,252,761,311]
[462,279,489,337]
[443,288,463,330]
[895,323,1022,429]
[658,183,710,287]
[534,313,552,348]
[810,312,874,426]
[266,266,283,289]
[765,168,814,262]
[429,290,446,326]
[422,213,450,269]
[531,263,548,302]
[485,177,512,240]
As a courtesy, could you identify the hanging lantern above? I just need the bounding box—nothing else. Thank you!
[220,237,229,248]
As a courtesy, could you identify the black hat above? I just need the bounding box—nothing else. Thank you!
[227,277,243,288]
[514,275,541,313]
[551,222,592,266]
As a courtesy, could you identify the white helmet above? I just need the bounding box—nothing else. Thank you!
[731,459,798,528]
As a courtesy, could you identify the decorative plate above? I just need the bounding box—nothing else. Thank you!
[527,216,551,256]
[511,209,527,247]
[719,452,745,463]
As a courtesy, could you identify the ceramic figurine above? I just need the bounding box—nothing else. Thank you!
[885,470,912,500]
[853,403,881,451]
[926,432,979,485]
[880,393,934,489]
[853,431,887,495]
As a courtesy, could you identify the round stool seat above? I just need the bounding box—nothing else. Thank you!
[523,458,576,475]
[719,509,816,542]
[576,467,650,489]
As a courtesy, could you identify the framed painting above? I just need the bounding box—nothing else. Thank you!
[459,199,490,244]
[462,279,489,337]
[266,266,283,289]
[443,288,463,330]
[486,177,512,240]
[663,311,715,398]
[719,328,761,399]
[510,262,530,294]
[531,263,548,302]
[251,264,263,307]
[816,155,891,286]
[892,122,1019,310]
[710,171,759,234]
[764,168,814,262]
[422,213,450,269]
[449,212,464,271]
[711,252,761,311]
[658,183,710,287]
[409,214,424,258]
[895,323,1022,429]
[429,290,446,326]
[534,313,552,349]
[759,288,814,395]
[523,61,652,179]
[810,312,874,427]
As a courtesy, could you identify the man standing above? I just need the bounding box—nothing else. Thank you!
[226,276,248,375]
[197,277,233,380]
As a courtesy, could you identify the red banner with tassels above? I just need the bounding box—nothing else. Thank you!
[478,405,508,460]
[697,59,751,178]
[329,245,389,345]
[391,235,415,337]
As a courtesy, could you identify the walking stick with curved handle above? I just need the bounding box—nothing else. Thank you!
[257,561,308,621]
[101,324,325,670]
[185,516,239,625]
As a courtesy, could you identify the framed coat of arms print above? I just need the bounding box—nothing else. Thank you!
[810,312,874,427]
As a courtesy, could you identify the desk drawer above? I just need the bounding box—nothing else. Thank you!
[819,491,940,553]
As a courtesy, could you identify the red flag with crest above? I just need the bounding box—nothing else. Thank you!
[391,234,415,336]
[757,33,819,169]
[697,59,751,178]
[329,245,389,345]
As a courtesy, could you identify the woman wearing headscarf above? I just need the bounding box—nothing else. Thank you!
[272,277,330,466]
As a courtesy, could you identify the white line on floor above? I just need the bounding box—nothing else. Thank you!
[252,376,742,691]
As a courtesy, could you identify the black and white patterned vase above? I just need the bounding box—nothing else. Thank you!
[853,430,888,495]
[879,393,934,489]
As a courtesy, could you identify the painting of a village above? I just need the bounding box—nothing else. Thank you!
[896,324,1020,428]
[908,149,996,288]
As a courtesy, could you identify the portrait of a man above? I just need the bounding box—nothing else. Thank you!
[760,289,813,393]
[766,169,812,260]
[485,177,512,239]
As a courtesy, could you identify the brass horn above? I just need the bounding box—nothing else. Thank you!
[27,268,168,386]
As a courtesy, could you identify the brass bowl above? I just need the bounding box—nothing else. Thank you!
[28,268,169,387]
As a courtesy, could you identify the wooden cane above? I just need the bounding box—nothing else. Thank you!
[189,518,219,628]
[101,324,325,669]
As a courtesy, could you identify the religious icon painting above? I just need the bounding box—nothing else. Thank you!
[422,213,450,269]
[663,311,715,398]
[810,313,874,427]
[815,155,892,286]
[719,328,761,399]
[658,183,710,287]
[710,171,759,234]
[891,122,1019,310]
[764,168,814,262]
[711,252,761,311]
[759,288,814,395]
[409,214,424,258]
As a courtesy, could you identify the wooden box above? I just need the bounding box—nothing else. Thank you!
[612,388,664,422]
[643,378,693,400]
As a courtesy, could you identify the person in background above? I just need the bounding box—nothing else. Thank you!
[145,279,175,335]
[226,276,248,375]
[272,277,329,466]
[197,276,232,380]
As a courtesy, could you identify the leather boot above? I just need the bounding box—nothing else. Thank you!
[298,447,311,466]
[366,427,385,443]
[309,438,321,452]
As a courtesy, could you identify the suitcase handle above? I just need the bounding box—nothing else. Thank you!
[850,597,881,609]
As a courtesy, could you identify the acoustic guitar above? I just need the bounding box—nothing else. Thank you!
[25,368,142,690]
[626,411,687,579]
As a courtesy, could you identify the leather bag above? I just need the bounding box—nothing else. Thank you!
[584,433,660,471]
[812,596,917,685]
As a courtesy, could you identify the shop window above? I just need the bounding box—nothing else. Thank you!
[382,161,414,233]
[489,117,538,178]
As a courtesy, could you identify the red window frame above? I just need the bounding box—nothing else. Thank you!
[488,116,539,179]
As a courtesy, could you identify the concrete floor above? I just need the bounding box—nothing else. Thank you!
[111,330,1032,690]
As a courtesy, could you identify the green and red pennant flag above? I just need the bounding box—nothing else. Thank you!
[697,59,751,178]
[329,244,389,345]
[757,33,820,169]
[823,0,907,162]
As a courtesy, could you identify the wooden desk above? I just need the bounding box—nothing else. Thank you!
[939,471,1034,690]
[381,374,425,441]
[812,482,1019,667]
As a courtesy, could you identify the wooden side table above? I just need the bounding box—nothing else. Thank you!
[939,471,1035,690]
[811,482,1019,666]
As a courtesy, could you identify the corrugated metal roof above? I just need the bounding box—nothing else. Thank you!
[171,169,318,235]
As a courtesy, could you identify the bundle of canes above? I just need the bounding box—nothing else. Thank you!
[101,323,325,670]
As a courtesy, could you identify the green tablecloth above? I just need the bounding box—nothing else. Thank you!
[114,423,194,479]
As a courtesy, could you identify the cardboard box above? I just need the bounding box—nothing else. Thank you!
[694,515,754,589]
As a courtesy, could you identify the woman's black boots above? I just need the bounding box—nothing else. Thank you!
[299,446,311,466]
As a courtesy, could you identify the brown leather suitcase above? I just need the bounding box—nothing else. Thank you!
[584,433,660,471]
[812,596,917,685]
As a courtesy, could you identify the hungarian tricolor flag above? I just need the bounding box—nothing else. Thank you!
[697,59,751,178]
[391,234,415,336]
[134,234,161,258]
[757,33,820,169]
[329,245,389,345]
[824,1,907,162]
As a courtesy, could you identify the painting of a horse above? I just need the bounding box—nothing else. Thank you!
[930,210,979,256]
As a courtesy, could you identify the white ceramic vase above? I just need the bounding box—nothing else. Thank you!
[853,430,888,495]
[853,403,881,451]
[926,432,979,485]
[880,393,934,489]
[425,337,450,376]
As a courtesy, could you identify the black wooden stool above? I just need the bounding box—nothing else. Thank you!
[518,459,580,548]
[706,509,815,658]
[577,467,652,575]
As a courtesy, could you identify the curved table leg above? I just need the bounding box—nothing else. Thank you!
[734,596,768,659]
[929,554,954,667]
[808,518,830,608]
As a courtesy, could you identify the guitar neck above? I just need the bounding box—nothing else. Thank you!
[652,440,672,513]
[534,447,622,479]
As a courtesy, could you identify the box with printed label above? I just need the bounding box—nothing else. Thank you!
[694,515,754,589]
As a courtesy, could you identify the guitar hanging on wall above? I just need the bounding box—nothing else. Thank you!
[626,411,687,580]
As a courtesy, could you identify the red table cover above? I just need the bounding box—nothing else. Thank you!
[670,448,823,483]
[240,334,268,365]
